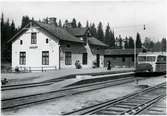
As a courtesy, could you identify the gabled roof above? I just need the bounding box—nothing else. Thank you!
[66,28,88,36]
[8,21,84,43]
[34,21,84,43]
[8,21,108,47]
[105,48,143,55]
[88,37,108,47]
[8,23,30,43]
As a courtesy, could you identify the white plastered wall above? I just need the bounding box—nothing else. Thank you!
[12,27,59,71]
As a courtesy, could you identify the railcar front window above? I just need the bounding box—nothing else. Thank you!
[138,56,146,62]
[157,56,166,63]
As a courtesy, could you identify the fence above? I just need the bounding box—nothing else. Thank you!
[2,66,58,73]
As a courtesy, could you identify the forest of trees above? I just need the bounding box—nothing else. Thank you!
[1,13,166,63]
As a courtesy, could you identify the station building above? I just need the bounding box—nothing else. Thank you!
[9,19,108,71]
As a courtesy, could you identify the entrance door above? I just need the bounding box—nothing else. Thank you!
[96,54,100,67]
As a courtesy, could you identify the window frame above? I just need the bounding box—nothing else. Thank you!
[122,57,125,62]
[82,53,88,65]
[42,51,49,65]
[19,52,26,65]
[31,32,37,44]
[65,52,72,65]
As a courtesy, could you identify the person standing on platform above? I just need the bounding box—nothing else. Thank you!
[107,61,111,70]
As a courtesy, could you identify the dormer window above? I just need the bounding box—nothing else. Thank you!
[31,32,37,44]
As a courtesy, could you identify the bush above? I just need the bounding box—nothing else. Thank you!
[15,66,20,73]
[75,60,82,69]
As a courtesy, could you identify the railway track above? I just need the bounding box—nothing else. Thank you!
[1,78,67,91]
[63,82,166,115]
[138,96,166,115]
[2,76,137,111]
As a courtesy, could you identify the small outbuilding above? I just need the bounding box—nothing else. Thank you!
[104,49,142,68]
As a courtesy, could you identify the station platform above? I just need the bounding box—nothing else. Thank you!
[2,68,134,100]
[1,67,134,86]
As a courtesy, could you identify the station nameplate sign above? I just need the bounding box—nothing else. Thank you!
[29,46,38,49]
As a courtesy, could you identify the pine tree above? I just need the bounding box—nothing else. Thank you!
[124,36,129,48]
[63,19,69,27]
[78,22,82,28]
[58,19,62,27]
[152,41,161,52]
[104,23,111,45]
[89,23,97,38]
[161,38,166,51]
[129,36,134,48]
[97,22,104,42]
[1,13,4,44]
[1,14,18,62]
[10,21,17,34]
[71,18,77,28]
[136,32,142,48]
[118,35,123,49]
[86,21,89,28]
[110,30,115,48]
[143,37,154,51]
[21,16,30,28]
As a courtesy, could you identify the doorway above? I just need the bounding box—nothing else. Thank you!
[96,54,100,67]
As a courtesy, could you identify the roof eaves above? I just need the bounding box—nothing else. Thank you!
[7,22,31,43]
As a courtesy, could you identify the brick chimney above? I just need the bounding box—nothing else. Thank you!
[48,17,57,25]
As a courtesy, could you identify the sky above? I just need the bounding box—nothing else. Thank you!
[0,0,166,42]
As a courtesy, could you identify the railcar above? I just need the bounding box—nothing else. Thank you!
[136,52,166,74]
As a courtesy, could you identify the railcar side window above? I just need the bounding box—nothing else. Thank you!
[146,56,156,62]
[138,56,146,62]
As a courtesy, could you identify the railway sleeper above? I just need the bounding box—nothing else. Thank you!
[106,106,130,111]
[95,109,120,115]
[113,104,134,109]
[119,102,140,106]
[149,108,166,112]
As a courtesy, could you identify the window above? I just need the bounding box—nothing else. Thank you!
[113,57,117,60]
[42,51,49,65]
[157,56,166,63]
[20,52,26,65]
[46,38,48,43]
[20,40,23,45]
[65,52,72,65]
[82,53,88,65]
[67,44,70,48]
[146,56,156,62]
[122,57,125,62]
[132,57,134,62]
[138,56,146,62]
[31,32,37,44]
